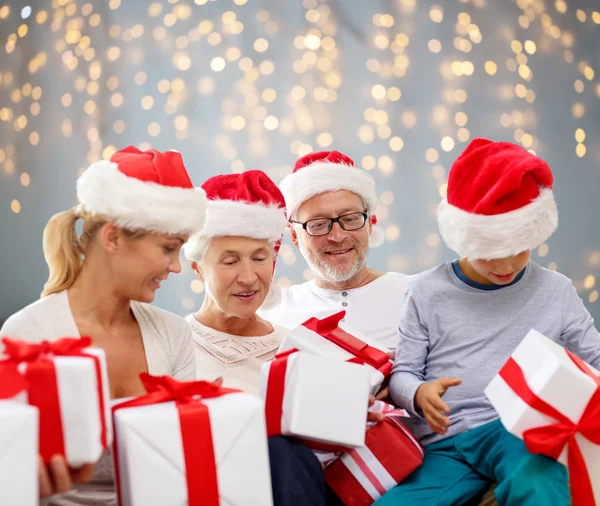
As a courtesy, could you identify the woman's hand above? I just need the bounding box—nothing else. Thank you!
[39,455,95,498]
[366,395,385,425]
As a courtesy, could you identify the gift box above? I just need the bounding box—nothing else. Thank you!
[277,311,392,395]
[324,406,423,505]
[113,374,273,506]
[485,329,600,506]
[0,366,39,506]
[1,336,112,467]
[260,349,372,448]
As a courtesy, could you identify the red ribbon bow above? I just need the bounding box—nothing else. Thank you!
[112,374,241,506]
[303,311,392,376]
[1,336,108,463]
[2,336,93,361]
[499,350,600,506]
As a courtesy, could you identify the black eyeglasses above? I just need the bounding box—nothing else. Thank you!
[291,212,368,237]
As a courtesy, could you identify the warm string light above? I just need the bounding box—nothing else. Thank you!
[0,1,598,314]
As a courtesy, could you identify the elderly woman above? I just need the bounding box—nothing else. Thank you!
[1,147,206,504]
[184,170,385,506]
[183,170,328,505]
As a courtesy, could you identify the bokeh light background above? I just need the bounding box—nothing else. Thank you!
[1,0,599,324]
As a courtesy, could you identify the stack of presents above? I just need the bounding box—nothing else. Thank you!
[1,311,597,505]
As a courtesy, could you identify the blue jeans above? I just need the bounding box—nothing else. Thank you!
[375,419,570,506]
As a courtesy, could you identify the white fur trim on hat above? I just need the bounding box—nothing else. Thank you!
[201,199,287,241]
[77,161,206,235]
[369,223,385,247]
[279,162,378,220]
[184,199,287,261]
[437,188,558,260]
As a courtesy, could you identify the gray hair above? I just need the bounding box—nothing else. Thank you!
[183,234,212,264]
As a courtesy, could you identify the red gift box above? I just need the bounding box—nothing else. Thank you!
[325,410,423,505]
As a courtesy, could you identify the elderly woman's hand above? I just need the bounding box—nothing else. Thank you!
[39,455,95,498]
[366,395,385,425]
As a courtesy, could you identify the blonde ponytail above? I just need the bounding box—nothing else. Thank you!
[41,209,85,297]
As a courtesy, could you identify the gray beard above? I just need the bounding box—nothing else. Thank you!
[298,238,368,284]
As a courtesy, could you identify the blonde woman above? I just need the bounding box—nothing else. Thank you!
[1,147,206,505]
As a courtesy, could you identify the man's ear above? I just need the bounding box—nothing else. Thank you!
[191,261,205,282]
[99,222,121,255]
[289,225,300,249]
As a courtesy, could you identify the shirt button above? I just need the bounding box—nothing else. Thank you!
[342,291,348,296]
[342,302,348,307]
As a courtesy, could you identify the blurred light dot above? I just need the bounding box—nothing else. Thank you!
[590,291,599,304]
[20,172,31,186]
[21,6,31,19]
[389,137,404,152]
[430,6,443,23]
[304,34,321,50]
[485,61,497,75]
[61,93,72,107]
[362,156,376,170]
[191,279,204,293]
[317,132,333,148]
[538,243,549,257]
[387,87,401,101]
[524,40,536,54]
[426,233,441,248]
[584,275,596,290]
[254,38,269,52]
[455,112,468,126]
[441,136,455,152]
[110,94,123,108]
[148,122,161,136]
[457,128,470,142]
[141,96,154,110]
[372,85,386,100]
[426,148,439,163]
[576,144,586,158]
[428,39,442,53]
[264,115,279,130]
[575,129,586,143]
[29,131,39,145]
[113,120,125,134]
[11,200,21,214]
[572,103,585,119]
[378,156,394,174]
[386,226,400,241]
[211,57,226,72]
[401,111,417,129]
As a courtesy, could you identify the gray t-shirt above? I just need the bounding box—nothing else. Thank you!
[390,261,600,446]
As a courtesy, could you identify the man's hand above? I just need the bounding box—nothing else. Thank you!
[39,455,95,498]
[414,378,462,435]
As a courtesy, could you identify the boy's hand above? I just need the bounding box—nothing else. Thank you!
[414,378,462,435]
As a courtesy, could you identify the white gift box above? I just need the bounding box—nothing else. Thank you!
[0,400,39,506]
[260,351,372,448]
[15,344,112,467]
[485,329,600,504]
[278,312,391,395]
[114,391,273,506]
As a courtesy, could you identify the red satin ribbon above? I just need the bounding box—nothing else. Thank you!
[498,352,600,506]
[0,363,27,399]
[303,311,391,372]
[112,373,241,506]
[1,336,108,462]
[264,348,298,437]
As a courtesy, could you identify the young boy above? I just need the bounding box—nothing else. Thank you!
[378,138,600,506]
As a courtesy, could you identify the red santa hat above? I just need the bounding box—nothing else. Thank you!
[437,138,558,260]
[76,146,206,235]
[184,170,287,261]
[279,150,384,247]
